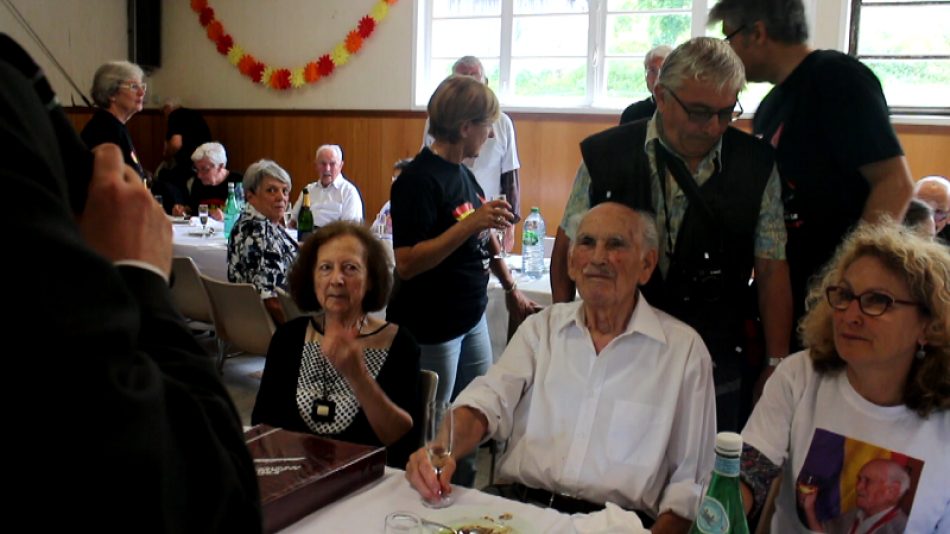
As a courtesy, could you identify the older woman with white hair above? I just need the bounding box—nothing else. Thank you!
[228,159,298,324]
[169,141,243,220]
[80,61,147,178]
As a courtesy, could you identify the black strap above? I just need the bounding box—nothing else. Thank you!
[653,140,725,258]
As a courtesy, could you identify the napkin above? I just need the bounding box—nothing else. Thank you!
[572,502,650,534]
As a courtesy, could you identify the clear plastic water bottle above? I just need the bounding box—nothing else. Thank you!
[234,182,245,211]
[522,207,545,279]
[224,182,239,238]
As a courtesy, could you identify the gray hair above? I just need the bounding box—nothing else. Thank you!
[644,45,673,69]
[708,0,809,44]
[452,55,486,83]
[315,144,343,161]
[243,159,291,194]
[877,459,912,497]
[191,142,227,166]
[914,175,950,194]
[90,61,145,108]
[658,37,746,94]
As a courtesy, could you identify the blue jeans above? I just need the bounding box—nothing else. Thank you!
[418,313,492,487]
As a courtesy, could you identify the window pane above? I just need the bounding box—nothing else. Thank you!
[514,0,589,15]
[511,58,587,97]
[433,0,501,18]
[864,59,950,108]
[513,15,589,56]
[606,13,691,55]
[608,0,691,10]
[606,58,649,99]
[432,18,501,58]
[856,5,950,55]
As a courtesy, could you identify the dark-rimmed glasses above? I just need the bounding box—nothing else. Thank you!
[724,24,746,42]
[664,86,743,125]
[825,285,920,317]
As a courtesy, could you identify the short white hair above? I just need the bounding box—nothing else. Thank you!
[315,144,343,161]
[644,45,673,69]
[191,142,227,166]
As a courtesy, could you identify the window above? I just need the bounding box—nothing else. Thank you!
[849,0,950,114]
[415,0,723,110]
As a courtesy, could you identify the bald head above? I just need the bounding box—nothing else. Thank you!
[914,176,950,231]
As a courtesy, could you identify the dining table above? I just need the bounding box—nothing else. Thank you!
[281,467,575,533]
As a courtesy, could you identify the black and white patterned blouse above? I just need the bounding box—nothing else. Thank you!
[227,204,298,298]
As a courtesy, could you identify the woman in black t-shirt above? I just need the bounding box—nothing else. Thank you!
[80,61,147,179]
[387,76,536,485]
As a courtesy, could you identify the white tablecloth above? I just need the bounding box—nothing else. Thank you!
[487,256,553,361]
[171,218,229,281]
[282,467,574,533]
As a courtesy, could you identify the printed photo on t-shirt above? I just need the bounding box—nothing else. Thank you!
[793,428,923,533]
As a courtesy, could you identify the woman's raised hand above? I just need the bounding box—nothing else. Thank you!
[322,318,368,382]
[467,199,513,233]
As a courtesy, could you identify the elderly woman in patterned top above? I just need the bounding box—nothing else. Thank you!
[227,159,298,324]
[251,222,421,467]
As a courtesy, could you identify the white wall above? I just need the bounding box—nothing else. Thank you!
[2,0,854,111]
[0,0,126,107]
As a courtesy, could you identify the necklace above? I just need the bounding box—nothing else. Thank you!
[310,313,367,336]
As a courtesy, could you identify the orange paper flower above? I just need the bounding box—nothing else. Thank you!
[345,31,363,53]
[206,20,223,41]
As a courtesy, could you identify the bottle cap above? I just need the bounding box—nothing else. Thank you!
[531,207,539,212]
[715,432,742,455]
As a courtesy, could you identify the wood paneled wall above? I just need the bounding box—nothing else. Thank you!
[66,109,949,246]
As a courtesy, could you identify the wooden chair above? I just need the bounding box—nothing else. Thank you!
[201,275,276,371]
[753,474,783,534]
[170,256,214,334]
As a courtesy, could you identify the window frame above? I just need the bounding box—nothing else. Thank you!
[413,0,717,114]
[847,0,950,116]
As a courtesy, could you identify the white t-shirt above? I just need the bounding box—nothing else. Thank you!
[423,112,520,201]
[743,351,950,533]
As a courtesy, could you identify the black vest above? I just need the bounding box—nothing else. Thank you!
[580,119,775,359]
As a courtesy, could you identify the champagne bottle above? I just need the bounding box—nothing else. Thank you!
[223,182,239,239]
[690,432,749,534]
[297,188,314,242]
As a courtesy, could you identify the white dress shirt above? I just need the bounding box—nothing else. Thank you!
[291,174,363,227]
[454,296,717,520]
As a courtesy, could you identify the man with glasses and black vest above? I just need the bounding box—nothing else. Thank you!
[551,37,793,432]
[708,0,913,341]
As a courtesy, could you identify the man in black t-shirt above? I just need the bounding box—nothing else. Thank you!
[156,101,212,209]
[709,0,913,340]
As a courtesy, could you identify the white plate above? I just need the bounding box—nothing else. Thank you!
[187,230,213,237]
[171,219,192,225]
[426,505,533,534]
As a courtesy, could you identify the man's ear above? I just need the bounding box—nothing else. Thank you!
[749,20,769,46]
[639,248,658,285]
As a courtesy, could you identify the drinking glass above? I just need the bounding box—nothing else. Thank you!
[384,511,422,533]
[198,204,209,235]
[283,208,293,228]
[492,194,508,259]
[423,402,454,508]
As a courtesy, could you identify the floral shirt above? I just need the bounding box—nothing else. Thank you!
[227,204,299,299]
[560,118,786,277]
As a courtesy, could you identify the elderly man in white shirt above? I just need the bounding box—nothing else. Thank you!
[291,144,364,227]
[406,202,716,532]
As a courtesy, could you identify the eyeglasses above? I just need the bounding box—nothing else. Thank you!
[120,81,147,93]
[664,86,743,125]
[825,285,920,317]
[724,24,747,42]
[934,209,949,224]
[193,164,216,174]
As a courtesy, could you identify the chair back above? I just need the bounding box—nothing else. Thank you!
[276,287,309,322]
[170,257,213,324]
[201,276,276,362]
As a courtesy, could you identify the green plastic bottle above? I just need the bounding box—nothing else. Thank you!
[223,182,239,239]
[690,432,749,534]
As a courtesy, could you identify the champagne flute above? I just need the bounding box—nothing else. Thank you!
[491,194,508,259]
[423,402,454,509]
[198,204,209,236]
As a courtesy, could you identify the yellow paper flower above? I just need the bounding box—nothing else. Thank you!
[291,67,306,88]
[371,1,389,22]
[260,66,275,86]
[227,44,244,65]
[331,43,350,66]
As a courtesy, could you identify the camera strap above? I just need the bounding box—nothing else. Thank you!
[652,139,725,260]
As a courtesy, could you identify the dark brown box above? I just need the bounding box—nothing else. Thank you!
[244,425,386,533]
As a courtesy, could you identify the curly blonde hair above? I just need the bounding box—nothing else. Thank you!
[799,221,950,417]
